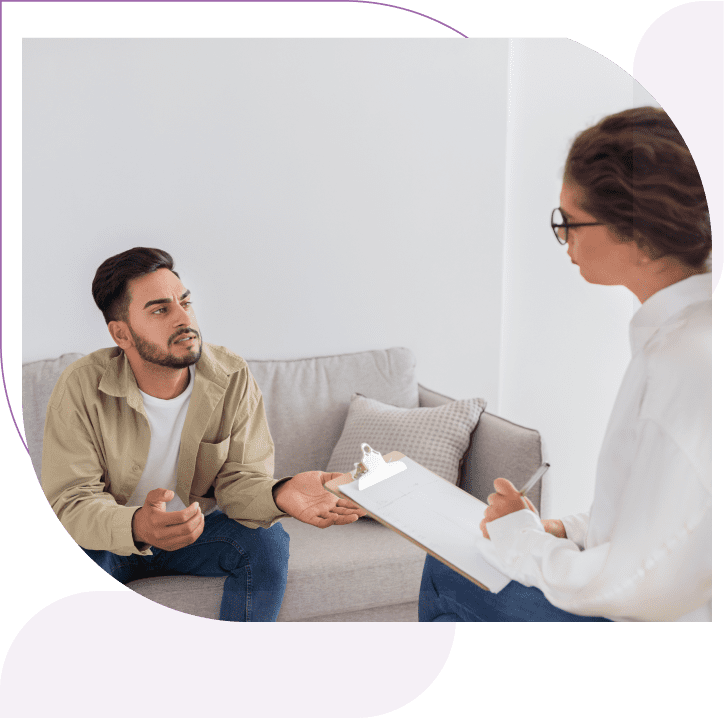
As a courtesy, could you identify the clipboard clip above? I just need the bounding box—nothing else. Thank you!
[352,443,407,490]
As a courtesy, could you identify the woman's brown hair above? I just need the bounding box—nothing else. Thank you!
[564,106,711,269]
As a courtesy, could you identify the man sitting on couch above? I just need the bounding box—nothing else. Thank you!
[42,246,365,621]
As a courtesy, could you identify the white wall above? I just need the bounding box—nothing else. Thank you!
[22,39,509,408]
[500,40,658,518]
[23,39,658,518]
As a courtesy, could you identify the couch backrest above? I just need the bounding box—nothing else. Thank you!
[22,353,85,481]
[22,347,420,482]
[247,348,419,479]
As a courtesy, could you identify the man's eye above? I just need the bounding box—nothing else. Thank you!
[151,299,193,314]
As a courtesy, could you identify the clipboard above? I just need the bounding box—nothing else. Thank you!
[325,451,511,593]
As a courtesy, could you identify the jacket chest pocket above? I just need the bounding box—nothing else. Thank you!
[193,436,231,496]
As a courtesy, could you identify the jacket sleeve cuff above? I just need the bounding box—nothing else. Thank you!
[112,506,153,556]
[268,477,293,517]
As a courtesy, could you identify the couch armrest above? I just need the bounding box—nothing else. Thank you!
[418,383,453,408]
[418,384,543,511]
[460,413,542,510]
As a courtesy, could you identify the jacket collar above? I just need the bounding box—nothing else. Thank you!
[97,343,232,410]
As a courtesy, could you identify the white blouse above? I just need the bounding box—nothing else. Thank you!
[478,273,712,621]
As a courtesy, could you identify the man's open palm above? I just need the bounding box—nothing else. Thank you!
[274,471,367,528]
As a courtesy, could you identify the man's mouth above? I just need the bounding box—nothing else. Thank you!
[171,331,198,345]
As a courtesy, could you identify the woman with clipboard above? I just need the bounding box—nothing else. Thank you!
[418,107,712,622]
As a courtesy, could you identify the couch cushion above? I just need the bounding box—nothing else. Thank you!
[127,517,426,621]
[247,348,419,480]
[327,394,486,484]
[277,517,426,620]
[22,353,85,480]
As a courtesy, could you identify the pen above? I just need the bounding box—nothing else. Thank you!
[518,463,550,498]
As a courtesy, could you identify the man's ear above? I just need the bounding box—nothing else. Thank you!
[108,320,133,350]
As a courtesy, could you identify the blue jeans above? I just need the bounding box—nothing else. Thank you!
[418,555,611,622]
[83,510,290,622]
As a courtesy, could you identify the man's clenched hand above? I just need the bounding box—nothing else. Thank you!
[131,488,204,550]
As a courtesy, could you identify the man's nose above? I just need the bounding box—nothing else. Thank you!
[170,302,191,324]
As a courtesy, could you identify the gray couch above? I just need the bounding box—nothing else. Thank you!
[22,347,542,621]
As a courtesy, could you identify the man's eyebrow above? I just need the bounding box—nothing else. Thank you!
[143,289,191,309]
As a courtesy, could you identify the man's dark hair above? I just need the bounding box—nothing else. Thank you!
[92,247,179,325]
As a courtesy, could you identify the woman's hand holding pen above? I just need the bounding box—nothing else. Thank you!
[480,478,536,539]
[480,475,567,540]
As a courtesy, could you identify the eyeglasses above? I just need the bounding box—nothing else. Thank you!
[551,208,604,245]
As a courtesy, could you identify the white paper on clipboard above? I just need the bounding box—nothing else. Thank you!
[339,455,512,593]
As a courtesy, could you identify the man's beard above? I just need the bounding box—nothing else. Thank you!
[128,324,203,369]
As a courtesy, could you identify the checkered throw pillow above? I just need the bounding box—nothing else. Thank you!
[326,394,486,484]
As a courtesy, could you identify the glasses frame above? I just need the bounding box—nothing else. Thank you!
[551,208,604,245]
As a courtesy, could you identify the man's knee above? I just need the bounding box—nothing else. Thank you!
[215,518,289,576]
[249,523,290,582]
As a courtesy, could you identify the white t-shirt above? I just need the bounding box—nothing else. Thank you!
[126,366,196,514]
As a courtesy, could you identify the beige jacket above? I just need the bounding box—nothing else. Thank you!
[42,344,286,556]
